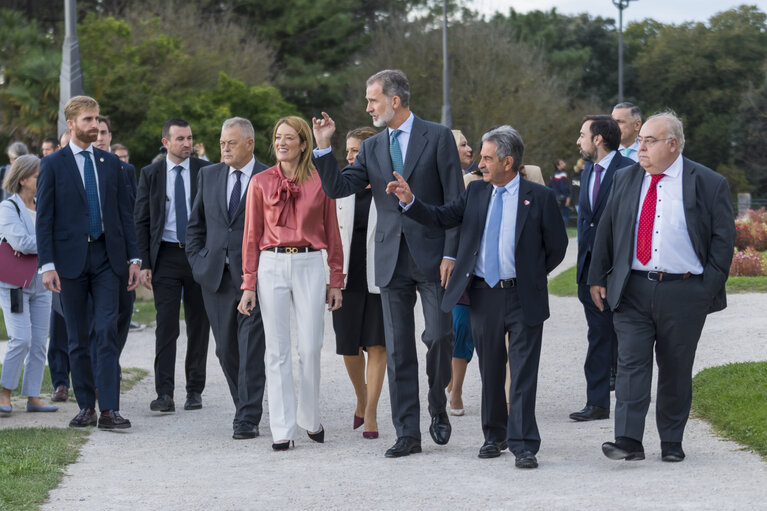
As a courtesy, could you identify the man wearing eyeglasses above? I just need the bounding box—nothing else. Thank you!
[588,111,734,463]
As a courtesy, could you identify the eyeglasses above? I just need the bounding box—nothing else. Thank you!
[636,136,672,147]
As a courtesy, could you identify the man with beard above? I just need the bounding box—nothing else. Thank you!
[570,115,634,422]
[37,96,140,429]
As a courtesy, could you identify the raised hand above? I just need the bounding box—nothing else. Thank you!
[311,111,336,149]
[385,171,413,204]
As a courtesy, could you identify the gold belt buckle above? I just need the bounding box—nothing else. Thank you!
[286,247,298,254]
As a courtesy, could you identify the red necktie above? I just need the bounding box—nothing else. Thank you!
[636,174,665,265]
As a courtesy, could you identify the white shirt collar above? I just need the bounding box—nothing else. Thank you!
[69,140,93,156]
[229,156,256,178]
[596,150,617,170]
[166,157,190,172]
[645,153,683,180]
[495,172,520,195]
[388,112,415,137]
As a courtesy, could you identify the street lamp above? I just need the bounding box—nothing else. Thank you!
[440,0,452,128]
[58,0,85,136]
[613,0,637,102]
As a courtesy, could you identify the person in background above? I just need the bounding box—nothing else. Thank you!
[612,102,642,162]
[194,142,210,161]
[112,143,130,163]
[41,138,59,157]
[331,126,387,438]
[0,155,57,415]
[571,158,584,216]
[239,116,344,451]
[1,142,30,201]
[58,130,71,148]
[549,159,570,226]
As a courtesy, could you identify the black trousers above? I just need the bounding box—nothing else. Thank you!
[612,273,710,443]
[578,283,616,409]
[152,243,210,396]
[470,285,543,455]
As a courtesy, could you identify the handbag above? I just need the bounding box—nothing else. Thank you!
[0,199,38,289]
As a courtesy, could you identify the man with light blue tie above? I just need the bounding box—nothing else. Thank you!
[386,126,568,468]
[612,102,642,162]
[37,96,140,429]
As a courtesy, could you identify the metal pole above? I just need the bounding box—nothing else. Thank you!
[618,4,624,102]
[58,0,85,137]
[440,0,452,128]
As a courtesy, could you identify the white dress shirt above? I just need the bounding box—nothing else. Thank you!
[69,140,103,229]
[588,151,616,209]
[631,153,703,274]
[162,157,192,243]
[387,112,414,168]
[475,174,520,280]
[226,156,256,205]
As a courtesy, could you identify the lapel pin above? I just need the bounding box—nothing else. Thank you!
[99,157,104,162]
[524,200,530,206]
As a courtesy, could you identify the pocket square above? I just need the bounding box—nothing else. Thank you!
[524,200,530,206]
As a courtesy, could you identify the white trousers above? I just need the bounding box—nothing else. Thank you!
[257,250,325,441]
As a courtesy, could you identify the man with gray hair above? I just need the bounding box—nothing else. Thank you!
[186,117,268,439]
[386,125,568,468]
[1,142,30,200]
[312,69,464,458]
[589,111,735,463]
[612,102,642,162]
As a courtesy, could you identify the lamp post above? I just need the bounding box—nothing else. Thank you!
[612,0,637,102]
[58,0,85,137]
[440,0,452,128]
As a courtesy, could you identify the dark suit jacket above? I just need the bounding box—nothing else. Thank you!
[405,178,568,325]
[313,115,464,287]
[37,144,138,279]
[186,158,268,294]
[576,152,634,283]
[134,157,210,272]
[588,157,735,313]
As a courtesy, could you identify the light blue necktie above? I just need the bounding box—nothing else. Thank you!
[173,165,187,244]
[390,129,403,175]
[81,151,102,239]
[623,147,632,158]
[484,187,506,288]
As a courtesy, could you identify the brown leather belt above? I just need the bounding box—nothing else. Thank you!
[631,270,692,282]
[471,276,517,289]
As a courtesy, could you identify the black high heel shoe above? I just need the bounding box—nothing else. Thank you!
[272,440,294,451]
[307,425,324,443]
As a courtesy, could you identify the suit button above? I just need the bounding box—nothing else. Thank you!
[465,273,470,278]
[228,228,232,232]
[473,250,478,255]
[590,223,594,227]
[339,225,343,229]
[396,233,401,238]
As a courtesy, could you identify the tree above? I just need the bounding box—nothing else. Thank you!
[732,69,767,195]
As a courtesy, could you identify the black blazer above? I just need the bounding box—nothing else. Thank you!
[134,157,210,272]
[37,144,138,279]
[576,152,634,283]
[313,115,464,287]
[588,157,735,313]
[404,178,568,325]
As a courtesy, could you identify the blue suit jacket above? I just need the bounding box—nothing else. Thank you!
[37,144,138,279]
[576,152,634,284]
[404,178,568,325]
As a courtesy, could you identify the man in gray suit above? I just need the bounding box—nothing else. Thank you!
[312,69,464,457]
[589,111,735,463]
[186,117,268,440]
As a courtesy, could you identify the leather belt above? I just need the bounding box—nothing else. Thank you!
[270,246,318,254]
[471,276,517,289]
[631,270,692,282]
[161,241,185,249]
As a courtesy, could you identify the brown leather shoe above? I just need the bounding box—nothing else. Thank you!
[98,411,131,430]
[51,385,69,402]
[69,408,97,427]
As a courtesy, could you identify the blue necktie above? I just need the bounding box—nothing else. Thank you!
[484,187,507,288]
[173,165,187,244]
[81,151,102,239]
[623,147,632,158]
[390,129,403,175]
[228,170,242,222]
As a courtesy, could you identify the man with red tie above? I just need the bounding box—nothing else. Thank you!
[588,111,735,463]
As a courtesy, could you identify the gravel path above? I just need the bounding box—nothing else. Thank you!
[4,239,766,510]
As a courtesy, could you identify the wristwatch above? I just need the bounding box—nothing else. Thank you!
[129,258,142,266]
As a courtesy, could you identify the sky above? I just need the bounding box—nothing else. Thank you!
[473,0,767,25]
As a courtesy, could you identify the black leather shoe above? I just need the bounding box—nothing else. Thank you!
[184,392,202,410]
[150,394,175,412]
[661,442,685,462]
[569,404,610,421]
[385,437,422,458]
[272,440,294,451]
[233,422,259,439]
[478,439,508,459]
[69,408,97,428]
[602,436,645,460]
[98,411,131,430]
[429,412,451,445]
[51,385,69,402]
[514,450,538,469]
[307,425,324,443]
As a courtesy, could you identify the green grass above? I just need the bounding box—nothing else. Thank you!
[692,362,767,458]
[0,367,147,398]
[131,298,183,326]
[549,265,767,297]
[566,227,577,239]
[0,428,89,511]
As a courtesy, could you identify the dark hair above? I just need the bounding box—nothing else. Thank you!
[96,115,111,132]
[162,118,190,140]
[366,69,410,107]
[43,137,58,147]
[583,115,621,152]
[613,102,642,121]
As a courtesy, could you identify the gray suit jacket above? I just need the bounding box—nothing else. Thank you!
[587,157,735,313]
[186,158,268,294]
[313,115,464,287]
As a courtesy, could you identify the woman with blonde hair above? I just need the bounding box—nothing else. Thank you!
[0,154,56,415]
[238,116,344,451]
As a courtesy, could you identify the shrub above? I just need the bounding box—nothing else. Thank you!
[734,207,767,250]
[730,248,767,277]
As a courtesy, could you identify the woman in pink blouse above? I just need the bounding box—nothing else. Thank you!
[238,116,344,451]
